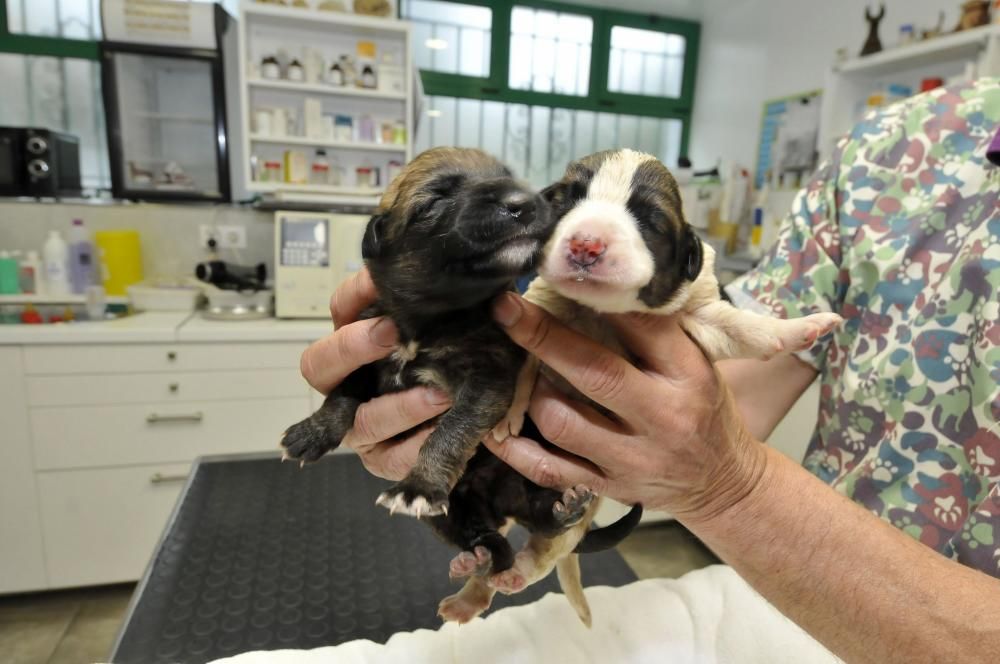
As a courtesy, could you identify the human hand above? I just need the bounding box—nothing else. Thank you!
[300,268,451,480]
[483,293,767,519]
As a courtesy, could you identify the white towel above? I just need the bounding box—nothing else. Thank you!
[211,565,841,664]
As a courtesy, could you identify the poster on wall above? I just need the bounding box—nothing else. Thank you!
[102,0,218,50]
[755,90,822,190]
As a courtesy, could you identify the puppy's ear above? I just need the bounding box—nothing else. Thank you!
[539,181,566,204]
[683,227,703,281]
[362,213,388,260]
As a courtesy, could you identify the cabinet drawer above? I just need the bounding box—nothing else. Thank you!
[26,369,309,407]
[38,462,190,588]
[23,342,306,375]
[31,397,309,471]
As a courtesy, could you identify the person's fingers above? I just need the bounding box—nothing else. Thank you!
[331,268,378,330]
[343,387,451,451]
[605,312,713,386]
[357,427,433,481]
[492,293,653,417]
[527,377,626,461]
[483,435,608,493]
[300,316,398,394]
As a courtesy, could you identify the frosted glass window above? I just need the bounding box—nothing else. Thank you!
[608,26,685,98]
[401,0,492,77]
[509,6,592,96]
[0,53,110,191]
[4,0,241,38]
[415,96,681,188]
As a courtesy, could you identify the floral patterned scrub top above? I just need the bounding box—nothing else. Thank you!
[728,78,1000,578]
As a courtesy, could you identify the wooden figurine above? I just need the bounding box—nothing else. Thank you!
[922,11,946,39]
[861,4,886,56]
[955,0,991,30]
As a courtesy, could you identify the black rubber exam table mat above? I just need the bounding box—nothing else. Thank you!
[110,453,639,663]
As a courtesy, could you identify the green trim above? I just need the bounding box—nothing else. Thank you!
[0,2,100,60]
[411,0,699,135]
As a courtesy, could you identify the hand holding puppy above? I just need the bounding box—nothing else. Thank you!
[484,292,768,520]
[298,269,451,481]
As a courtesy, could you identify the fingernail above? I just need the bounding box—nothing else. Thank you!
[425,388,451,406]
[370,317,398,348]
[493,294,523,327]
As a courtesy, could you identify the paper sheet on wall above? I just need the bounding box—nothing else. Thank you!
[102,0,218,50]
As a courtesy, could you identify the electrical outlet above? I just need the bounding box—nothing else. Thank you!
[218,225,247,249]
[199,225,218,249]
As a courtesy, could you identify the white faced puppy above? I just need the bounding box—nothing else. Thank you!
[487,149,841,593]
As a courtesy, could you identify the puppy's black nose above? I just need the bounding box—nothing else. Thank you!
[500,192,535,223]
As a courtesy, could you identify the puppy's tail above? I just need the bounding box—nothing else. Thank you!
[556,554,592,627]
[573,503,643,554]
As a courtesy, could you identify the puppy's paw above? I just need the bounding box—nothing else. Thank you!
[489,567,527,595]
[780,312,843,352]
[552,485,594,527]
[376,477,449,518]
[450,546,492,580]
[438,592,490,624]
[280,418,335,466]
[490,411,524,443]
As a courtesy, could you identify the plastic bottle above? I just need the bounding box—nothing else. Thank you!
[43,229,71,295]
[21,250,44,294]
[68,219,97,294]
[0,250,21,294]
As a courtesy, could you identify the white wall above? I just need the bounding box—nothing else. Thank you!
[688,0,960,168]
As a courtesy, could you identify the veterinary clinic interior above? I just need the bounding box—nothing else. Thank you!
[2,0,999,662]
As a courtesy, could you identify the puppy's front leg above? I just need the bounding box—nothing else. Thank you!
[681,301,842,362]
[490,356,540,442]
[376,385,512,517]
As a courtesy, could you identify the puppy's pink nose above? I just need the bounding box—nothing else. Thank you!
[568,234,606,266]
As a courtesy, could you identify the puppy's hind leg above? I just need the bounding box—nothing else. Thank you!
[438,576,495,624]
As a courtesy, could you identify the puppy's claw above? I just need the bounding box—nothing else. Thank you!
[375,489,447,519]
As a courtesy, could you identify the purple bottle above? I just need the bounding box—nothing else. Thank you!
[68,219,97,294]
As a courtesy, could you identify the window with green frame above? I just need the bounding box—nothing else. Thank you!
[401,0,699,186]
[0,0,108,191]
[0,0,240,193]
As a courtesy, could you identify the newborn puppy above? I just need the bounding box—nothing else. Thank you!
[490,149,842,590]
[281,148,636,625]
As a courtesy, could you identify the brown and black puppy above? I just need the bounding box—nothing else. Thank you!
[281,147,638,624]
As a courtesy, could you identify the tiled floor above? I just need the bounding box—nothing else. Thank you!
[0,522,716,664]
[0,583,133,664]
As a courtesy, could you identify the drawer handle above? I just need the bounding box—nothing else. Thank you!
[167,351,177,361]
[169,382,179,393]
[146,412,203,424]
[150,472,188,484]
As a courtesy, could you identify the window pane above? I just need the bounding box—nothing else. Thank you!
[5,1,243,38]
[0,53,110,191]
[415,95,681,187]
[5,0,101,39]
[608,25,685,98]
[401,0,492,77]
[508,6,592,96]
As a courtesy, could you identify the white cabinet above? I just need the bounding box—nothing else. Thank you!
[0,348,47,594]
[38,462,192,588]
[0,334,316,593]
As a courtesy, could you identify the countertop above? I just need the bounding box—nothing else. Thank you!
[0,312,333,345]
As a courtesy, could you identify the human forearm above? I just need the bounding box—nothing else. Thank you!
[717,355,817,441]
[684,445,1000,664]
